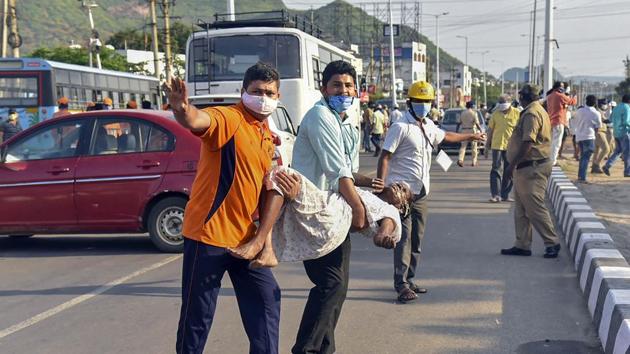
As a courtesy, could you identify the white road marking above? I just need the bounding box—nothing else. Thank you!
[0,255,181,340]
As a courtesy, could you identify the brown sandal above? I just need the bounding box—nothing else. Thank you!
[397,288,418,303]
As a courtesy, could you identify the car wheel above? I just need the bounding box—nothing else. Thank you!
[8,234,34,238]
[147,197,186,253]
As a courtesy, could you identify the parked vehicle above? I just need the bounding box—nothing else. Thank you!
[189,94,296,167]
[0,110,197,252]
[0,57,161,129]
[185,10,362,128]
[438,107,487,154]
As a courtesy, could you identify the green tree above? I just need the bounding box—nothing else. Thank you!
[615,78,630,97]
[29,46,144,73]
[106,21,192,54]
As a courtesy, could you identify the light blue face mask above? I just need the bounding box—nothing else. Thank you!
[411,102,431,118]
[328,95,355,114]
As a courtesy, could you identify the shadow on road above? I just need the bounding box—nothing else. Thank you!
[0,234,163,257]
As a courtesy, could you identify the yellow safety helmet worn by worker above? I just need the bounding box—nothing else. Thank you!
[407,81,435,101]
[407,81,435,120]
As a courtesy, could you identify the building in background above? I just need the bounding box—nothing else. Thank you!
[439,64,472,108]
[116,49,185,79]
[365,41,427,97]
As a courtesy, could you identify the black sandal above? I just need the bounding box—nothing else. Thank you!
[397,288,418,303]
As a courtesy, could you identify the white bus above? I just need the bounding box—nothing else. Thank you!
[185,11,362,127]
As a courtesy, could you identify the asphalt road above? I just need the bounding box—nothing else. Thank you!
[0,153,603,354]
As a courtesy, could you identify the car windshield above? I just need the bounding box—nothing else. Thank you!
[442,110,461,125]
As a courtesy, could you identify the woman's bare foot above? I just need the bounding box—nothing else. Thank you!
[227,238,265,260]
[250,246,279,269]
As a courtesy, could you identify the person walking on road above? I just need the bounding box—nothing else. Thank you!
[591,99,611,174]
[545,81,577,166]
[165,62,282,354]
[362,104,373,152]
[603,94,630,177]
[501,84,562,259]
[486,94,520,202]
[573,95,601,182]
[53,97,72,118]
[0,109,22,143]
[371,104,386,156]
[377,81,485,303]
[458,100,481,167]
[291,60,384,354]
[390,104,403,124]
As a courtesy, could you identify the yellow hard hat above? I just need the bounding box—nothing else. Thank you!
[408,81,435,100]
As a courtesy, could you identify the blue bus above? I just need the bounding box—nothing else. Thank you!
[0,58,161,129]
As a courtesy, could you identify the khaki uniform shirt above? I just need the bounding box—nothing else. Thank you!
[506,100,552,164]
[460,109,479,132]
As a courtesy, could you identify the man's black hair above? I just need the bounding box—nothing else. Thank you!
[59,103,68,109]
[242,62,280,90]
[623,94,630,104]
[141,100,152,109]
[585,95,597,107]
[322,60,356,88]
[552,81,563,90]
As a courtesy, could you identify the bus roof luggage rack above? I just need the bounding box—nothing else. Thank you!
[196,10,322,38]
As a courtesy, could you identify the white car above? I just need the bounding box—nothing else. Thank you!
[188,94,297,167]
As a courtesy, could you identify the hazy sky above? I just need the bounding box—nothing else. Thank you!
[283,0,630,79]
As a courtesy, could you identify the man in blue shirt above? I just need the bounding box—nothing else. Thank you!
[603,94,630,177]
[291,60,383,354]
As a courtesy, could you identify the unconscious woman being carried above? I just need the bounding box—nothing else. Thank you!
[228,167,411,267]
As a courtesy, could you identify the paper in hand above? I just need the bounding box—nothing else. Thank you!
[435,150,453,172]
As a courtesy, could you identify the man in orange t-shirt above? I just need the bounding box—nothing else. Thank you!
[545,81,577,165]
[166,63,297,354]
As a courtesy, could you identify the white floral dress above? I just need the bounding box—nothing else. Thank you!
[265,167,402,262]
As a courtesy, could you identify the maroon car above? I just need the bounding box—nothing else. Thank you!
[0,110,203,252]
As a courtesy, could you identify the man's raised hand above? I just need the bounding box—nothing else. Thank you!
[163,76,189,114]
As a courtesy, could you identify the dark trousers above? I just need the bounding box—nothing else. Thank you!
[370,133,382,153]
[292,236,351,354]
[394,194,428,292]
[578,139,595,181]
[490,149,513,199]
[176,238,281,354]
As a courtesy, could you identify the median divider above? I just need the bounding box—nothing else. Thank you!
[548,166,630,354]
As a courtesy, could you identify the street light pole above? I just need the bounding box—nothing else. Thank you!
[543,0,554,93]
[430,12,448,111]
[492,59,504,95]
[388,0,396,109]
[471,50,490,107]
[456,35,468,67]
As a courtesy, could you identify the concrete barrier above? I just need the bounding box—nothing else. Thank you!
[548,166,629,354]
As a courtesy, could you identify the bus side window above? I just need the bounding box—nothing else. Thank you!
[312,57,320,89]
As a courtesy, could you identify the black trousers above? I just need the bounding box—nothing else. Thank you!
[292,236,351,354]
[176,238,281,354]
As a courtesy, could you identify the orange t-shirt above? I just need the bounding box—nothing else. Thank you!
[182,102,274,248]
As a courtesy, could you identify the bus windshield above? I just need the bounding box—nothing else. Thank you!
[0,76,39,106]
[189,34,301,82]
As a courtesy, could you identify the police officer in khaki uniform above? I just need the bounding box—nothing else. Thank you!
[501,84,561,259]
[458,101,481,167]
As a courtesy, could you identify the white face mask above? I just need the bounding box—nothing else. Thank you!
[496,103,511,111]
[241,91,278,116]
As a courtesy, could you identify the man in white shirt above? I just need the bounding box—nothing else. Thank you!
[573,95,601,182]
[390,104,404,125]
[376,81,485,303]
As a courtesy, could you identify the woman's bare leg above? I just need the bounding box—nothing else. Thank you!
[373,218,396,249]
[228,190,285,260]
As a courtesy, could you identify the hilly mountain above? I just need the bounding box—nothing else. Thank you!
[16,0,286,53]
[16,0,473,76]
